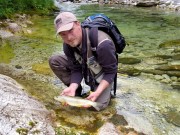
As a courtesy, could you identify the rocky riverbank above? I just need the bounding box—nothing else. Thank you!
[0,74,55,135]
[0,14,33,40]
[57,0,180,12]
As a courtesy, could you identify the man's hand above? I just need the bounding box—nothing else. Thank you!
[61,87,76,96]
[61,83,78,96]
[86,80,110,102]
[86,91,100,102]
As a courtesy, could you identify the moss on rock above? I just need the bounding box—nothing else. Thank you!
[159,39,180,48]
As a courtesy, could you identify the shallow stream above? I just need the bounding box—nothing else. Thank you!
[0,2,180,135]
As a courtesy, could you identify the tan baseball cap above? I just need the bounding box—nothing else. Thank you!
[54,12,77,34]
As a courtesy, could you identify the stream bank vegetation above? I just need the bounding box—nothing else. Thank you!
[0,0,56,19]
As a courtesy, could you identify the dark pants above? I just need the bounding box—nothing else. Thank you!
[49,54,112,111]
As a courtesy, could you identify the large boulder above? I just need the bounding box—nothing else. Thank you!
[136,0,158,7]
[0,30,14,39]
[0,74,55,135]
[7,23,22,33]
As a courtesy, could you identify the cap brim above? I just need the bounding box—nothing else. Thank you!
[56,22,74,34]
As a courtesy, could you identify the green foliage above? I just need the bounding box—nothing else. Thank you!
[0,0,55,19]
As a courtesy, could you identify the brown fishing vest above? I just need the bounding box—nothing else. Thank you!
[74,28,115,83]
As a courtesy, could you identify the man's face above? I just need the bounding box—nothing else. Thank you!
[59,22,82,47]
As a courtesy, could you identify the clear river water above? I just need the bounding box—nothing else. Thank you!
[0,2,180,135]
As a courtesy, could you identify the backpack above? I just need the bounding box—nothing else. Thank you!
[81,13,126,55]
[81,14,126,96]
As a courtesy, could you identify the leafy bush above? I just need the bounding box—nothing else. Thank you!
[0,0,55,19]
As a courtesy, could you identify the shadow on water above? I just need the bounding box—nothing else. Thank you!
[0,2,180,135]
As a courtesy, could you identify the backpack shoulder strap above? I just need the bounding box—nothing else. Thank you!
[88,27,114,57]
[88,27,98,57]
[113,53,118,97]
[88,28,118,97]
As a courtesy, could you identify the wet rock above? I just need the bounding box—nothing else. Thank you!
[118,57,141,65]
[143,68,180,79]
[98,122,121,135]
[172,54,180,60]
[170,76,178,81]
[174,48,180,53]
[141,69,165,75]
[26,20,34,25]
[108,114,128,126]
[163,110,180,127]
[156,0,180,11]
[169,60,180,66]
[118,67,141,76]
[0,30,14,39]
[166,71,180,77]
[159,0,172,5]
[155,65,180,71]
[144,58,168,65]
[171,82,180,89]
[55,107,100,131]
[136,1,157,7]
[154,75,164,80]
[0,74,55,135]
[92,0,98,3]
[155,54,172,59]
[26,29,32,34]
[161,78,171,83]
[159,39,180,48]
[7,23,22,33]
[162,74,171,80]
[118,110,153,135]
[15,65,22,69]
[15,14,27,19]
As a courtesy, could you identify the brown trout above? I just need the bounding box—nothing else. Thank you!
[54,95,102,111]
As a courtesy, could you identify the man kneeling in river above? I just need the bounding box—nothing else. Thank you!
[49,12,117,111]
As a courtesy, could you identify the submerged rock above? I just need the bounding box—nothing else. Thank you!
[169,60,180,66]
[172,54,180,60]
[166,71,180,77]
[0,74,55,135]
[163,110,180,127]
[98,122,121,135]
[174,48,180,53]
[144,57,168,65]
[118,67,141,76]
[155,65,180,71]
[159,39,180,48]
[154,54,172,59]
[171,82,180,89]
[118,57,141,65]
[108,113,128,126]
